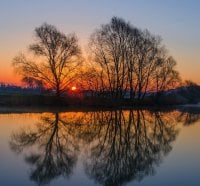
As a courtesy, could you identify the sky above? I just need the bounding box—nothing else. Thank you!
[0,0,200,84]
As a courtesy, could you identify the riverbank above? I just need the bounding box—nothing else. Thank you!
[0,104,182,114]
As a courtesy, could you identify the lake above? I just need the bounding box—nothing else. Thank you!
[0,108,200,186]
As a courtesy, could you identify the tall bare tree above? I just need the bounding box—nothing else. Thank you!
[89,17,134,99]
[89,17,180,102]
[13,23,81,97]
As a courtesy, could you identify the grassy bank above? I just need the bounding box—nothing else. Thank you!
[0,94,186,108]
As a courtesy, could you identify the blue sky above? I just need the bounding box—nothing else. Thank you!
[0,0,200,83]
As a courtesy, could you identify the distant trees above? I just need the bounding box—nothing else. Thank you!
[21,76,44,89]
[178,80,200,103]
[13,23,81,97]
[88,17,180,101]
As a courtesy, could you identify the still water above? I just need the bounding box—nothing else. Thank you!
[0,109,200,186]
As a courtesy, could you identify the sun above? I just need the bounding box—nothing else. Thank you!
[71,86,77,91]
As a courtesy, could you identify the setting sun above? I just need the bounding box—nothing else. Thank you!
[71,86,77,91]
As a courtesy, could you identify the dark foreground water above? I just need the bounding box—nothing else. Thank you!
[0,108,200,186]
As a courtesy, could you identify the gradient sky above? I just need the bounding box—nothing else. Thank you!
[0,0,200,84]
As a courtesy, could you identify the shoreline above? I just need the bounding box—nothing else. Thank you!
[0,105,186,114]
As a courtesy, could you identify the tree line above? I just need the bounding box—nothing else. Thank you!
[13,17,181,102]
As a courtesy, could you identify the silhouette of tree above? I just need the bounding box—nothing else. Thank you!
[89,17,134,99]
[13,23,81,97]
[152,55,180,102]
[22,76,44,89]
[179,80,200,103]
[10,113,80,185]
[89,17,180,101]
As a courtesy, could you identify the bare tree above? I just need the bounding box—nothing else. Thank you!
[131,30,159,100]
[13,23,81,97]
[153,56,180,101]
[89,17,134,99]
[89,17,181,103]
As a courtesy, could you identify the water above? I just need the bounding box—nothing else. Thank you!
[0,108,200,186]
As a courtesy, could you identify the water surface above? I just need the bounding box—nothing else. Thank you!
[0,109,200,186]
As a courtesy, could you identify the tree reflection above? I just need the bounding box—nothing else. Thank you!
[82,110,179,186]
[177,111,200,125]
[9,110,181,186]
[10,113,80,185]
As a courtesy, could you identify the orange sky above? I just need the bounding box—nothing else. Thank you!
[0,37,199,86]
[0,1,200,85]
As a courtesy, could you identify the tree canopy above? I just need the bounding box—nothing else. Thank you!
[83,17,180,100]
[13,23,81,97]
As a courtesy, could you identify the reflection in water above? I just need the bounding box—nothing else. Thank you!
[10,113,80,185]
[82,110,179,186]
[177,111,200,125]
[9,110,183,185]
